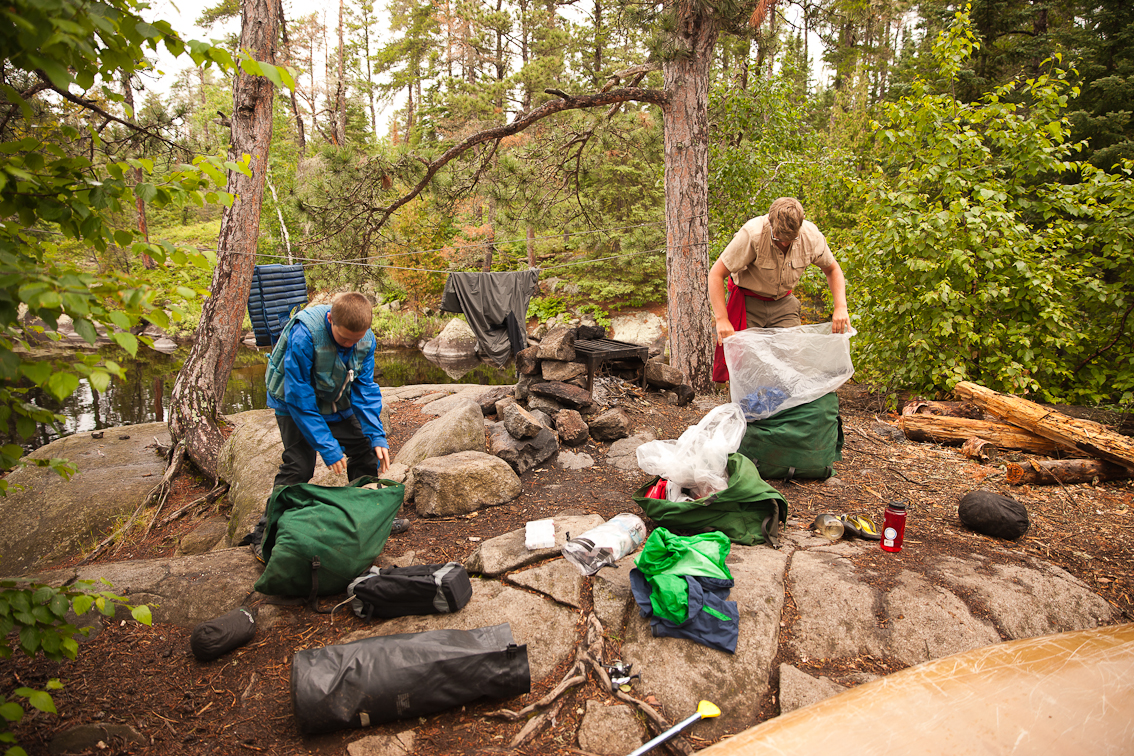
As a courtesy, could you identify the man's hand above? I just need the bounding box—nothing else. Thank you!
[831,305,850,334]
[328,458,347,475]
[375,446,390,475]
[714,316,736,346]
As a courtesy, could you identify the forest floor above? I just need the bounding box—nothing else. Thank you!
[4,382,1133,756]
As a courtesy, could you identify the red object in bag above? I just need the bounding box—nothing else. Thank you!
[645,480,668,499]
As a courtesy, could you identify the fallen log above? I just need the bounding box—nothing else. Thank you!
[1006,458,1130,486]
[954,381,1134,472]
[898,415,1073,455]
[901,401,994,421]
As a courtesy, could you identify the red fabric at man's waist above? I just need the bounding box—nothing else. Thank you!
[712,279,792,382]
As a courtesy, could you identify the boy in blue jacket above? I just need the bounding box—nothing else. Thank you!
[263,292,407,532]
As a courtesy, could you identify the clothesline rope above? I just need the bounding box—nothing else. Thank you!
[216,242,707,274]
[294,216,704,261]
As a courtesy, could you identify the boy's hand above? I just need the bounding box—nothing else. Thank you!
[375,446,390,474]
[329,458,347,475]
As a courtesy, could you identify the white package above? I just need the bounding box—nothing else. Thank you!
[525,518,556,550]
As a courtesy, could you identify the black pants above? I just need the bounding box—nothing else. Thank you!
[273,413,380,488]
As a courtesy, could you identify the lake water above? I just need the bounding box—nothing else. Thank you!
[20,345,514,452]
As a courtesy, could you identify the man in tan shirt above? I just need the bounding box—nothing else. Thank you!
[709,197,849,343]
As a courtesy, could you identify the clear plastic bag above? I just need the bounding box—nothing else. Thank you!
[635,403,746,498]
[561,514,648,575]
[723,323,856,421]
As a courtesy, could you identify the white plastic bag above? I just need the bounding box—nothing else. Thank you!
[635,403,746,498]
[723,323,856,421]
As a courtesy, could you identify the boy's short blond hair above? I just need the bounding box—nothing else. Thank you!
[330,292,373,333]
[768,197,805,242]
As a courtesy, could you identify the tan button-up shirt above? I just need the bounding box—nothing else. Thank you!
[718,215,837,299]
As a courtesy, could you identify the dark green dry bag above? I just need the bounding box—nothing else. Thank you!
[738,392,843,480]
[254,477,404,598]
[633,453,787,546]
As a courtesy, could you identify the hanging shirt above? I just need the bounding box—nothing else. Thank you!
[439,270,540,366]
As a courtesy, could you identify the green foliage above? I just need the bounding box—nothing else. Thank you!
[528,295,567,323]
[849,5,1134,405]
[0,578,151,754]
[0,0,298,477]
[578,303,612,329]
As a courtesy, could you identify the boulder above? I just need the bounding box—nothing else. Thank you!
[528,409,553,429]
[394,400,486,470]
[556,450,595,470]
[487,422,559,475]
[605,431,656,471]
[464,514,605,576]
[538,327,576,361]
[527,393,564,415]
[501,402,544,439]
[514,372,546,402]
[778,664,848,714]
[475,385,515,415]
[577,701,645,756]
[494,396,518,418]
[515,345,541,375]
[674,384,695,406]
[610,312,666,352]
[506,559,585,608]
[577,324,606,340]
[530,380,593,409]
[174,517,229,556]
[644,358,685,389]
[589,408,631,441]
[541,359,586,382]
[422,317,478,361]
[412,451,521,517]
[555,409,590,446]
[0,422,171,574]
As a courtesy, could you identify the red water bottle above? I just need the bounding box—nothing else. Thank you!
[880,501,907,553]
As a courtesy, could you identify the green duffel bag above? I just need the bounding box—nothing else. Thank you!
[633,453,787,547]
[738,392,843,480]
[254,477,404,599]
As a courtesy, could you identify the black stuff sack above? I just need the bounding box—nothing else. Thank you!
[958,490,1030,540]
[290,623,530,735]
[347,563,473,620]
[190,607,256,662]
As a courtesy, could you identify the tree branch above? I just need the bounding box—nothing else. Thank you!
[38,73,186,155]
[369,86,667,235]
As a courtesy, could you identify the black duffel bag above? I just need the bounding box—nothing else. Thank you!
[290,623,530,735]
[347,563,473,620]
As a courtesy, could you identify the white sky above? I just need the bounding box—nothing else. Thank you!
[138,0,834,109]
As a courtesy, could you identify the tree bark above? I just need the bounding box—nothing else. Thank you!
[662,4,717,393]
[954,381,1134,472]
[122,74,154,270]
[899,414,1072,455]
[335,0,346,146]
[1006,458,1129,486]
[278,0,306,152]
[169,0,278,483]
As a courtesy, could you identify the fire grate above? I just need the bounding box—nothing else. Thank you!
[572,338,649,393]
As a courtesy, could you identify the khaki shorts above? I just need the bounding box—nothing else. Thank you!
[743,293,801,329]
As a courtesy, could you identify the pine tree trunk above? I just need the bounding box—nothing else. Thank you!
[278,0,307,152]
[336,0,346,146]
[169,0,278,482]
[662,6,717,392]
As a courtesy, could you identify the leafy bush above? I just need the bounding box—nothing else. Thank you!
[0,579,152,755]
[848,6,1134,405]
[528,295,567,323]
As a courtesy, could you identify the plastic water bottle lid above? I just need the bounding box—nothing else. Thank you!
[888,501,907,511]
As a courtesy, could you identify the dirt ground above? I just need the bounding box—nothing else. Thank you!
[4,382,1132,756]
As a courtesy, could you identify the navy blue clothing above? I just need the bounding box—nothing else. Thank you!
[265,315,386,467]
[629,570,739,654]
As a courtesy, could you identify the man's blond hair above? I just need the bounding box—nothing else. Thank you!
[768,197,805,241]
[330,292,373,333]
